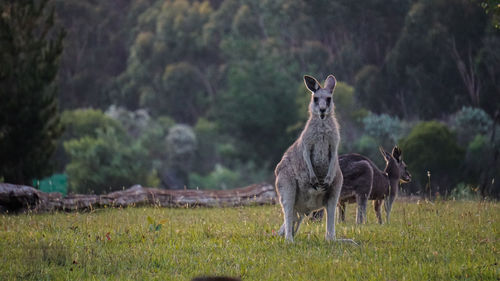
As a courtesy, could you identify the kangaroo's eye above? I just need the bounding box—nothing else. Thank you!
[326,97,331,104]
[313,97,318,103]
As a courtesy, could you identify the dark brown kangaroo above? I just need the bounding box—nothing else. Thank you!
[338,146,411,224]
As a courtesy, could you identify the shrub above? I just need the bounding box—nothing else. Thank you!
[64,128,152,194]
[189,164,240,190]
[161,125,197,189]
[464,134,500,198]
[61,108,125,140]
[449,183,480,200]
[193,118,219,174]
[399,121,464,195]
[362,113,403,145]
[53,109,126,171]
[450,107,493,146]
[105,105,152,138]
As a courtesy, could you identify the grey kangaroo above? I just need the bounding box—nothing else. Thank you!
[275,74,354,243]
[338,146,411,224]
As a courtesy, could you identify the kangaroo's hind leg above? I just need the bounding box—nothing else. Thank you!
[325,169,343,241]
[374,200,383,224]
[355,161,373,224]
[293,213,306,236]
[338,201,346,223]
[276,174,297,242]
[356,194,369,224]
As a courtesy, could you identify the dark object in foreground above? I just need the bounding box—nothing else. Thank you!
[0,183,276,213]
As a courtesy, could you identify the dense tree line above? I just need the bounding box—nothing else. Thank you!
[1,0,499,197]
[0,0,64,185]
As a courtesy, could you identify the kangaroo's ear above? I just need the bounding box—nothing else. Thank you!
[304,75,321,93]
[392,146,402,162]
[379,146,392,162]
[324,75,336,94]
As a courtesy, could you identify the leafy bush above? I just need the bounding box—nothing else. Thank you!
[450,107,493,146]
[64,128,153,194]
[53,109,126,171]
[161,125,197,189]
[399,121,464,195]
[189,164,240,190]
[449,183,480,200]
[62,109,126,140]
[193,118,219,174]
[362,113,403,145]
[105,105,153,137]
[463,134,500,197]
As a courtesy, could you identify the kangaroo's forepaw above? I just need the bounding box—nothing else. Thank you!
[323,175,333,186]
[310,175,319,186]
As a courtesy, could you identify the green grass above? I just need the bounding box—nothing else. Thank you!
[0,200,498,280]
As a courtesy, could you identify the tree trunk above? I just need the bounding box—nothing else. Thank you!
[0,183,277,213]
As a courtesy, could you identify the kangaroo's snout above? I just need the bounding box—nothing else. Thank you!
[403,172,411,183]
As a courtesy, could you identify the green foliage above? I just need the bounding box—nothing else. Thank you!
[147,216,166,232]
[53,0,139,108]
[165,125,196,169]
[189,164,240,190]
[193,118,219,174]
[480,0,500,28]
[363,113,404,146]
[0,0,65,184]
[450,106,493,145]
[464,133,500,194]
[464,134,490,182]
[1,203,498,279]
[111,0,216,115]
[449,182,481,200]
[475,36,500,115]
[399,121,464,194]
[64,128,151,194]
[216,57,300,166]
[53,109,126,171]
[5,0,498,193]
[61,109,125,140]
[104,106,152,137]
[163,124,197,188]
[358,0,493,118]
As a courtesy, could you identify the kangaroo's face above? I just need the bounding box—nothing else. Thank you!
[304,75,336,120]
[381,146,412,183]
[398,159,411,183]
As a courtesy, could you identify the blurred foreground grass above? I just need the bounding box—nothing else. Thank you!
[0,200,498,280]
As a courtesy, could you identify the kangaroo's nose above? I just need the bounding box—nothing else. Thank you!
[320,108,326,113]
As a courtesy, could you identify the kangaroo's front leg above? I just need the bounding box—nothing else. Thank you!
[323,145,337,186]
[302,143,318,185]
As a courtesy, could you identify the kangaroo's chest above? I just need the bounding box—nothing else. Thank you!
[310,135,332,178]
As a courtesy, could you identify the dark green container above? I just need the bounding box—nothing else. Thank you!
[33,173,68,196]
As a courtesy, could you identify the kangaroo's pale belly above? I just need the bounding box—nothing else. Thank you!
[311,138,331,179]
[296,188,327,214]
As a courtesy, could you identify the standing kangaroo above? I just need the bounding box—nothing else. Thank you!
[338,146,411,224]
[275,74,354,243]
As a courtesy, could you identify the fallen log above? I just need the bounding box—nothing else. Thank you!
[0,183,277,213]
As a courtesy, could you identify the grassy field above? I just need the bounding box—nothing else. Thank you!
[0,200,498,280]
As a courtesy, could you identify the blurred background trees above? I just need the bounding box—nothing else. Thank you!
[1,0,499,198]
[0,0,64,185]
